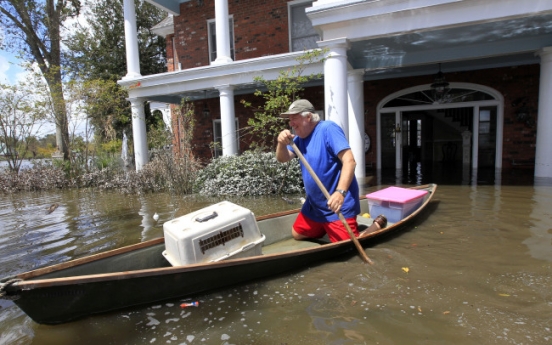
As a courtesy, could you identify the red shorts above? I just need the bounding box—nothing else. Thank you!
[293,212,359,243]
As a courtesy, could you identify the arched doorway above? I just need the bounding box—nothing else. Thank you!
[376,83,504,183]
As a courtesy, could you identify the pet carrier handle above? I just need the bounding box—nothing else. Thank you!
[196,211,218,223]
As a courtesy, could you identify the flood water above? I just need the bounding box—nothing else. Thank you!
[0,169,551,345]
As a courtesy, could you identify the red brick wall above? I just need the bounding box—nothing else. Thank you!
[174,0,290,69]
[166,35,175,72]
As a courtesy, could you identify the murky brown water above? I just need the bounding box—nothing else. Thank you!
[0,174,551,344]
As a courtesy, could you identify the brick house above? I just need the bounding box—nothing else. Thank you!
[118,0,552,183]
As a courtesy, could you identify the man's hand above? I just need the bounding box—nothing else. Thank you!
[276,130,295,163]
[277,129,294,145]
[327,192,344,213]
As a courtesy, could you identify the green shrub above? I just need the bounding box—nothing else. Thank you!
[194,151,304,196]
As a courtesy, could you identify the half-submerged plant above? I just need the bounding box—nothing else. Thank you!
[242,49,326,151]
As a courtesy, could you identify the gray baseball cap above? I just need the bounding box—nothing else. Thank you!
[280,99,315,117]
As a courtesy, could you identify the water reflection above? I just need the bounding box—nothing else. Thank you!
[137,195,162,241]
[377,163,538,187]
[524,185,552,262]
[0,170,550,345]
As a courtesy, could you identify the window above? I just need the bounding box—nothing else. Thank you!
[213,119,239,158]
[383,88,495,108]
[479,109,491,134]
[208,18,235,62]
[406,119,422,147]
[289,1,319,52]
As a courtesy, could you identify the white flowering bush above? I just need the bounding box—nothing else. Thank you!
[194,151,304,196]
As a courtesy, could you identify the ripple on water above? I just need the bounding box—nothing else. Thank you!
[0,185,551,345]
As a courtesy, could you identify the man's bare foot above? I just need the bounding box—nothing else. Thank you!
[360,214,387,237]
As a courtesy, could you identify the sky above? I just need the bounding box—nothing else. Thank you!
[0,50,71,138]
[0,7,92,139]
[0,48,26,85]
[0,39,89,139]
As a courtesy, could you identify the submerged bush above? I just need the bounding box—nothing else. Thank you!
[0,150,300,197]
[0,162,69,192]
[194,151,304,196]
[0,150,200,194]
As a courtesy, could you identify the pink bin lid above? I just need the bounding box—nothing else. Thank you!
[366,187,428,203]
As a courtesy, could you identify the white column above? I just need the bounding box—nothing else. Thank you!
[129,98,149,170]
[495,103,504,169]
[318,38,349,131]
[462,131,477,184]
[122,0,141,79]
[216,85,238,156]
[535,47,552,178]
[348,69,365,179]
[395,111,402,169]
[376,110,382,173]
[463,130,473,167]
[213,0,233,65]
[471,106,479,169]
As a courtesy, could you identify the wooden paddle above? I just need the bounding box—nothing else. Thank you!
[290,142,373,264]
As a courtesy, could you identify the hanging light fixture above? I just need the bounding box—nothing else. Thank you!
[202,90,210,118]
[430,63,450,104]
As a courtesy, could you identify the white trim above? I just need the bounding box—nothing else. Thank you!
[379,82,504,109]
[120,50,324,99]
[376,82,504,171]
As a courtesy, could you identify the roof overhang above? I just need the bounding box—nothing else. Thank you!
[145,0,190,15]
[118,51,325,104]
[131,0,552,104]
[151,14,174,36]
[308,0,552,71]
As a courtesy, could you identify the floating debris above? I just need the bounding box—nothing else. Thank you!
[180,301,199,308]
[281,197,295,204]
[46,203,59,215]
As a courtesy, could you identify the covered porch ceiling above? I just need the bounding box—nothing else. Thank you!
[129,0,552,104]
[310,0,552,77]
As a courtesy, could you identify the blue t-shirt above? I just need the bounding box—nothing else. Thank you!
[288,121,360,222]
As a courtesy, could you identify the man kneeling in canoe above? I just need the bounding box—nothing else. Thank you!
[276,99,385,242]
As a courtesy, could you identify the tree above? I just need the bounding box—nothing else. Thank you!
[64,0,167,142]
[66,0,167,80]
[0,0,81,160]
[242,49,326,150]
[0,81,48,172]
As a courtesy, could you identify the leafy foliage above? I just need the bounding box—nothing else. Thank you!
[0,0,79,160]
[242,49,326,150]
[65,0,166,81]
[194,151,304,196]
[0,80,49,172]
[64,0,167,143]
[0,97,201,195]
[72,78,131,143]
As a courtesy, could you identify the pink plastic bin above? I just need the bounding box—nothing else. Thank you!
[366,187,428,223]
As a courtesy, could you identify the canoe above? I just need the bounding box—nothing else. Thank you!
[0,184,437,324]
